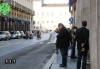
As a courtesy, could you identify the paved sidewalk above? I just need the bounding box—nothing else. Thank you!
[50,53,77,69]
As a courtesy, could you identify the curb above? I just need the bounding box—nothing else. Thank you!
[42,53,57,69]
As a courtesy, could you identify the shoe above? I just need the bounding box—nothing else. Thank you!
[60,64,67,67]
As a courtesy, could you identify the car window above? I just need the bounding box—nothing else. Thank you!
[6,32,8,34]
[11,32,15,34]
[15,31,18,34]
[0,32,4,34]
[8,32,10,34]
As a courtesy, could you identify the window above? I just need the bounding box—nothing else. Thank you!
[42,21,44,23]
[47,21,49,23]
[51,13,53,16]
[52,21,53,23]
[38,21,39,24]
[36,27,39,29]
[37,13,39,16]
[47,13,49,16]
[34,26,35,28]
[42,13,44,16]
[61,12,62,16]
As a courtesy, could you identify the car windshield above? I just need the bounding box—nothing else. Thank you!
[21,31,24,34]
[11,32,16,34]
[0,31,5,34]
[15,31,19,34]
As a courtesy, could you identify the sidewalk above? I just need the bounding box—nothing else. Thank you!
[50,53,76,69]
[43,52,90,69]
[49,53,90,69]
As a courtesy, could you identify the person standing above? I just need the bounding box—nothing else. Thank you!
[56,23,69,67]
[76,21,89,69]
[71,27,78,59]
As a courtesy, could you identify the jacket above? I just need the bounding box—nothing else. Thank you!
[76,27,89,50]
[56,27,70,48]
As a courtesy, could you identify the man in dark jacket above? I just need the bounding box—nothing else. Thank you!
[76,21,89,69]
[71,27,78,59]
[56,23,69,67]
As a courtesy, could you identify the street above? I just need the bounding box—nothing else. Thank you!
[0,33,55,69]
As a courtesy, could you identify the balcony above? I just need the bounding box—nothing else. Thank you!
[11,0,15,7]
[29,9,31,14]
[15,2,21,9]
[26,8,29,13]
[20,5,26,12]
[4,0,12,5]
[32,11,35,15]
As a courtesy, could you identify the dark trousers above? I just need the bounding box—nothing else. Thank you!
[60,48,68,65]
[77,49,88,69]
[71,41,76,58]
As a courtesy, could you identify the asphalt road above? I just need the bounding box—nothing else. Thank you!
[0,33,50,57]
[0,33,55,69]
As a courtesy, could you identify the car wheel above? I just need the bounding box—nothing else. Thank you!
[19,36,21,39]
[5,37,7,41]
[17,36,19,39]
[9,37,11,40]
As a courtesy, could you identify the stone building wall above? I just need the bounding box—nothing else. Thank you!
[75,0,100,69]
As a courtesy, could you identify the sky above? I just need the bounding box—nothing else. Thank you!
[43,0,68,4]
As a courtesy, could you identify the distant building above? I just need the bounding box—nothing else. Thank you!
[33,0,71,30]
[0,0,35,31]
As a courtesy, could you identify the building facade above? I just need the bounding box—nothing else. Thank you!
[33,0,70,30]
[74,0,100,69]
[0,0,35,31]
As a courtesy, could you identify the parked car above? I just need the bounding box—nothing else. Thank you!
[11,31,21,39]
[0,31,11,41]
[20,31,25,38]
[23,31,33,39]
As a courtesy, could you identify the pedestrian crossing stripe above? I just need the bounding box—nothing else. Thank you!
[38,42,44,44]
[47,42,52,44]
[22,42,29,44]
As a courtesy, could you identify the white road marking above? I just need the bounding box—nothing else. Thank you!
[0,43,4,44]
[0,44,14,48]
[22,42,29,44]
[47,42,52,44]
[30,43,35,44]
[0,42,21,48]
[13,42,21,44]
[7,43,11,44]
[38,42,44,44]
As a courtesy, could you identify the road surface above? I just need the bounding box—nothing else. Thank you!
[0,33,56,69]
